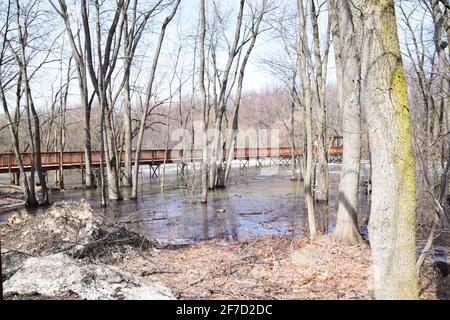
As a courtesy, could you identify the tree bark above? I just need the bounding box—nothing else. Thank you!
[297,0,317,240]
[199,0,208,203]
[331,0,363,244]
[122,33,133,187]
[310,0,329,203]
[362,0,419,299]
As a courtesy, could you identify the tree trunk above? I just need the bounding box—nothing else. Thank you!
[99,102,107,207]
[104,108,122,200]
[131,0,180,199]
[431,0,450,199]
[209,116,223,189]
[57,57,70,190]
[290,81,297,181]
[208,0,245,190]
[310,0,329,203]
[51,0,95,189]
[297,0,317,240]
[122,71,133,188]
[331,0,363,244]
[80,58,93,188]
[0,86,35,206]
[121,7,133,188]
[224,5,266,184]
[15,0,49,205]
[362,0,418,299]
[199,0,208,203]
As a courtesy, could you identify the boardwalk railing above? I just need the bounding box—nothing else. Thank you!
[0,146,343,174]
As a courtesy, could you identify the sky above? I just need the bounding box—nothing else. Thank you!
[0,0,442,114]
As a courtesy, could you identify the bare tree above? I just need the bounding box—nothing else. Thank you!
[161,46,182,188]
[223,0,269,184]
[398,0,450,278]
[50,0,97,189]
[297,0,317,240]
[362,0,419,299]
[0,0,37,206]
[11,0,52,205]
[208,0,245,190]
[330,0,364,244]
[309,0,331,203]
[130,0,181,199]
[86,0,126,202]
[57,55,72,190]
[120,0,165,188]
[199,0,208,203]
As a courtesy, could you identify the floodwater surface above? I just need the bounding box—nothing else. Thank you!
[1,162,371,242]
[1,162,448,267]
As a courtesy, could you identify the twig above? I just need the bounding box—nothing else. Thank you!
[118,217,168,224]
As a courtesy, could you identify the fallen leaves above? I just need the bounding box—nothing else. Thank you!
[113,235,375,300]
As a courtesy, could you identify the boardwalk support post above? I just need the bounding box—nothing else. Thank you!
[256,158,263,169]
[81,168,85,187]
[150,164,160,178]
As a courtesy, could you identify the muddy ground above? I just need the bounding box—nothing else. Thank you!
[0,200,448,300]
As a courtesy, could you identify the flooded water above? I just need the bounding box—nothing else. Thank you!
[0,162,371,242]
[2,161,449,269]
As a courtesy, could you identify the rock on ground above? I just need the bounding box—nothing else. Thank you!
[4,253,175,300]
[1,200,171,300]
[290,246,326,266]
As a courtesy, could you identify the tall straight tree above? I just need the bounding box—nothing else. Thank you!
[330,0,363,244]
[120,0,164,188]
[0,0,37,207]
[130,0,181,200]
[14,0,49,205]
[224,0,268,184]
[297,0,317,240]
[430,0,450,197]
[362,0,419,299]
[208,0,245,190]
[199,0,208,203]
[51,0,95,189]
[81,0,125,202]
[309,0,330,203]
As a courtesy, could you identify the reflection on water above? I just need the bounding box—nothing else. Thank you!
[2,164,371,242]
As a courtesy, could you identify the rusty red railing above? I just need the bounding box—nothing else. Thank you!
[0,146,343,174]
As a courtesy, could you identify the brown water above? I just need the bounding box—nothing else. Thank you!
[0,164,371,242]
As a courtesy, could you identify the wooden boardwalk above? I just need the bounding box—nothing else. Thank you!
[0,146,343,174]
